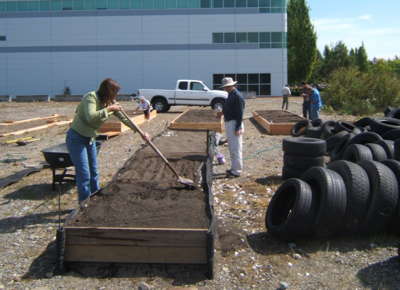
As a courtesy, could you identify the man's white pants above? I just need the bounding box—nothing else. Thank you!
[225,120,243,175]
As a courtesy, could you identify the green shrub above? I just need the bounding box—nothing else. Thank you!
[323,66,400,115]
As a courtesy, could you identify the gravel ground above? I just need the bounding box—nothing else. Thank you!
[0,98,399,289]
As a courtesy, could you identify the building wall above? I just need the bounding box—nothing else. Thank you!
[0,9,287,96]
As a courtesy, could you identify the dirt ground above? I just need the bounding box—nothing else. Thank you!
[0,98,399,289]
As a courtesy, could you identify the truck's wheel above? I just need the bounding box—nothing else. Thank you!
[211,99,225,111]
[152,98,170,113]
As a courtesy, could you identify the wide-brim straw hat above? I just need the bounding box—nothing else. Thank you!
[220,77,238,88]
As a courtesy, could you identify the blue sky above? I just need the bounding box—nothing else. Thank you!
[307,0,400,59]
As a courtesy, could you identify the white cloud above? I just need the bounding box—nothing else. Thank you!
[358,14,372,21]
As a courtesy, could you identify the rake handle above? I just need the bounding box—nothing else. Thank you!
[116,108,181,179]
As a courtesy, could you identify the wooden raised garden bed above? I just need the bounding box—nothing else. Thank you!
[98,110,157,137]
[252,110,304,135]
[62,130,215,277]
[169,109,223,132]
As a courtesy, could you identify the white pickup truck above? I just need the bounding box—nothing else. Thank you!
[137,80,228,112]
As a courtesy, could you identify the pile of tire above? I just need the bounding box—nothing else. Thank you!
[266,159,400,240]
[291,116,400,162]
[282,137,326,180]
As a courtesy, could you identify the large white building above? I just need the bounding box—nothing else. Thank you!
[0,0,287,97]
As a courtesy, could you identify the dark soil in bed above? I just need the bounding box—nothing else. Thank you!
[67,130,210,229]
[176,109,219,123]
[256,110,304,123]
[0,116,70,134]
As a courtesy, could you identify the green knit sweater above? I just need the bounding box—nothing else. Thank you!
[70,91,130,138]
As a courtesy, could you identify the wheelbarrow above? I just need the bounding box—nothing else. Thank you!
[42,141,102,190]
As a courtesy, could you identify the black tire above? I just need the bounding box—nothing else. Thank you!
[382,129,400,141]
[342,144,373,163]
[365,143,388,161]
[369,118,400,135]
[330,133,355,161]
[282,166,303,180]
[327,160,371,232]
[388,108,400,119]
[283,154,325,170]
[376,139,394,159]
[302,167,347,237]
[395,138,400,161]
[291,120,310,137]
[326,131,348,152]
[358,161,399,234]
[381,159,400,233]
[311,118,324,127]
[384,106,395,117]
[266,178,316,240]
[211,98,225,110]
[354,117,373,128]
[151,97,170,113]
[334,121,357,133]
[282,137,326,157]
[321,120,337,139]
[305,126,322,139]
[347,131,383,146]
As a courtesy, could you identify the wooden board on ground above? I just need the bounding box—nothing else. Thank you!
[252,110,304,135]
[0,114,60,126]
[0,119,72,137]
[169,109,223,132]
[98,110,157,134]
[0,165,45,189]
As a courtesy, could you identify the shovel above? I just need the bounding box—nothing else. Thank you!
[115,106,195,187]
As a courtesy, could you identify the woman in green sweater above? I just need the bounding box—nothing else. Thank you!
[66,78,149,206]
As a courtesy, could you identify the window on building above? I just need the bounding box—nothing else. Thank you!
[178,81,188,90]
[213,31,286,48]
[213,73,271,95]
[248,32,259,43]
[201,0,211,8]
[213,0,223,8]
[224,0,235,8]
[0,0,287,12]
[0,36,6,41]
[213,33,224,43]
[224,32,235,43]
[236,0,247,7]
[236,32,247,43]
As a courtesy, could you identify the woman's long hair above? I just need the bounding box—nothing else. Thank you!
[97,78,121,107]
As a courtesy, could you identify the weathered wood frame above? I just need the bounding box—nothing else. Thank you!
[169,109,223,133]
[252,111,303,135]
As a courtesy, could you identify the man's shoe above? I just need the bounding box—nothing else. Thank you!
[226,169,240,178]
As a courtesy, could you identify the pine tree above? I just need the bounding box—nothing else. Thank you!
[355,43,369,72]
[287,0,318,84]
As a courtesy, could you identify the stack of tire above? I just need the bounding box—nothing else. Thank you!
[291,116,400,162]
[266,159,400,240]
[282,137,326,180]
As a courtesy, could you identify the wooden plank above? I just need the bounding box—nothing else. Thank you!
[64,227,208,264]
[0,119,72,137]
[64,245,207,264]
[0,114,60,126]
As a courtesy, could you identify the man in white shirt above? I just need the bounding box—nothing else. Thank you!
[135,96,152,119]
[282,84,291,111]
